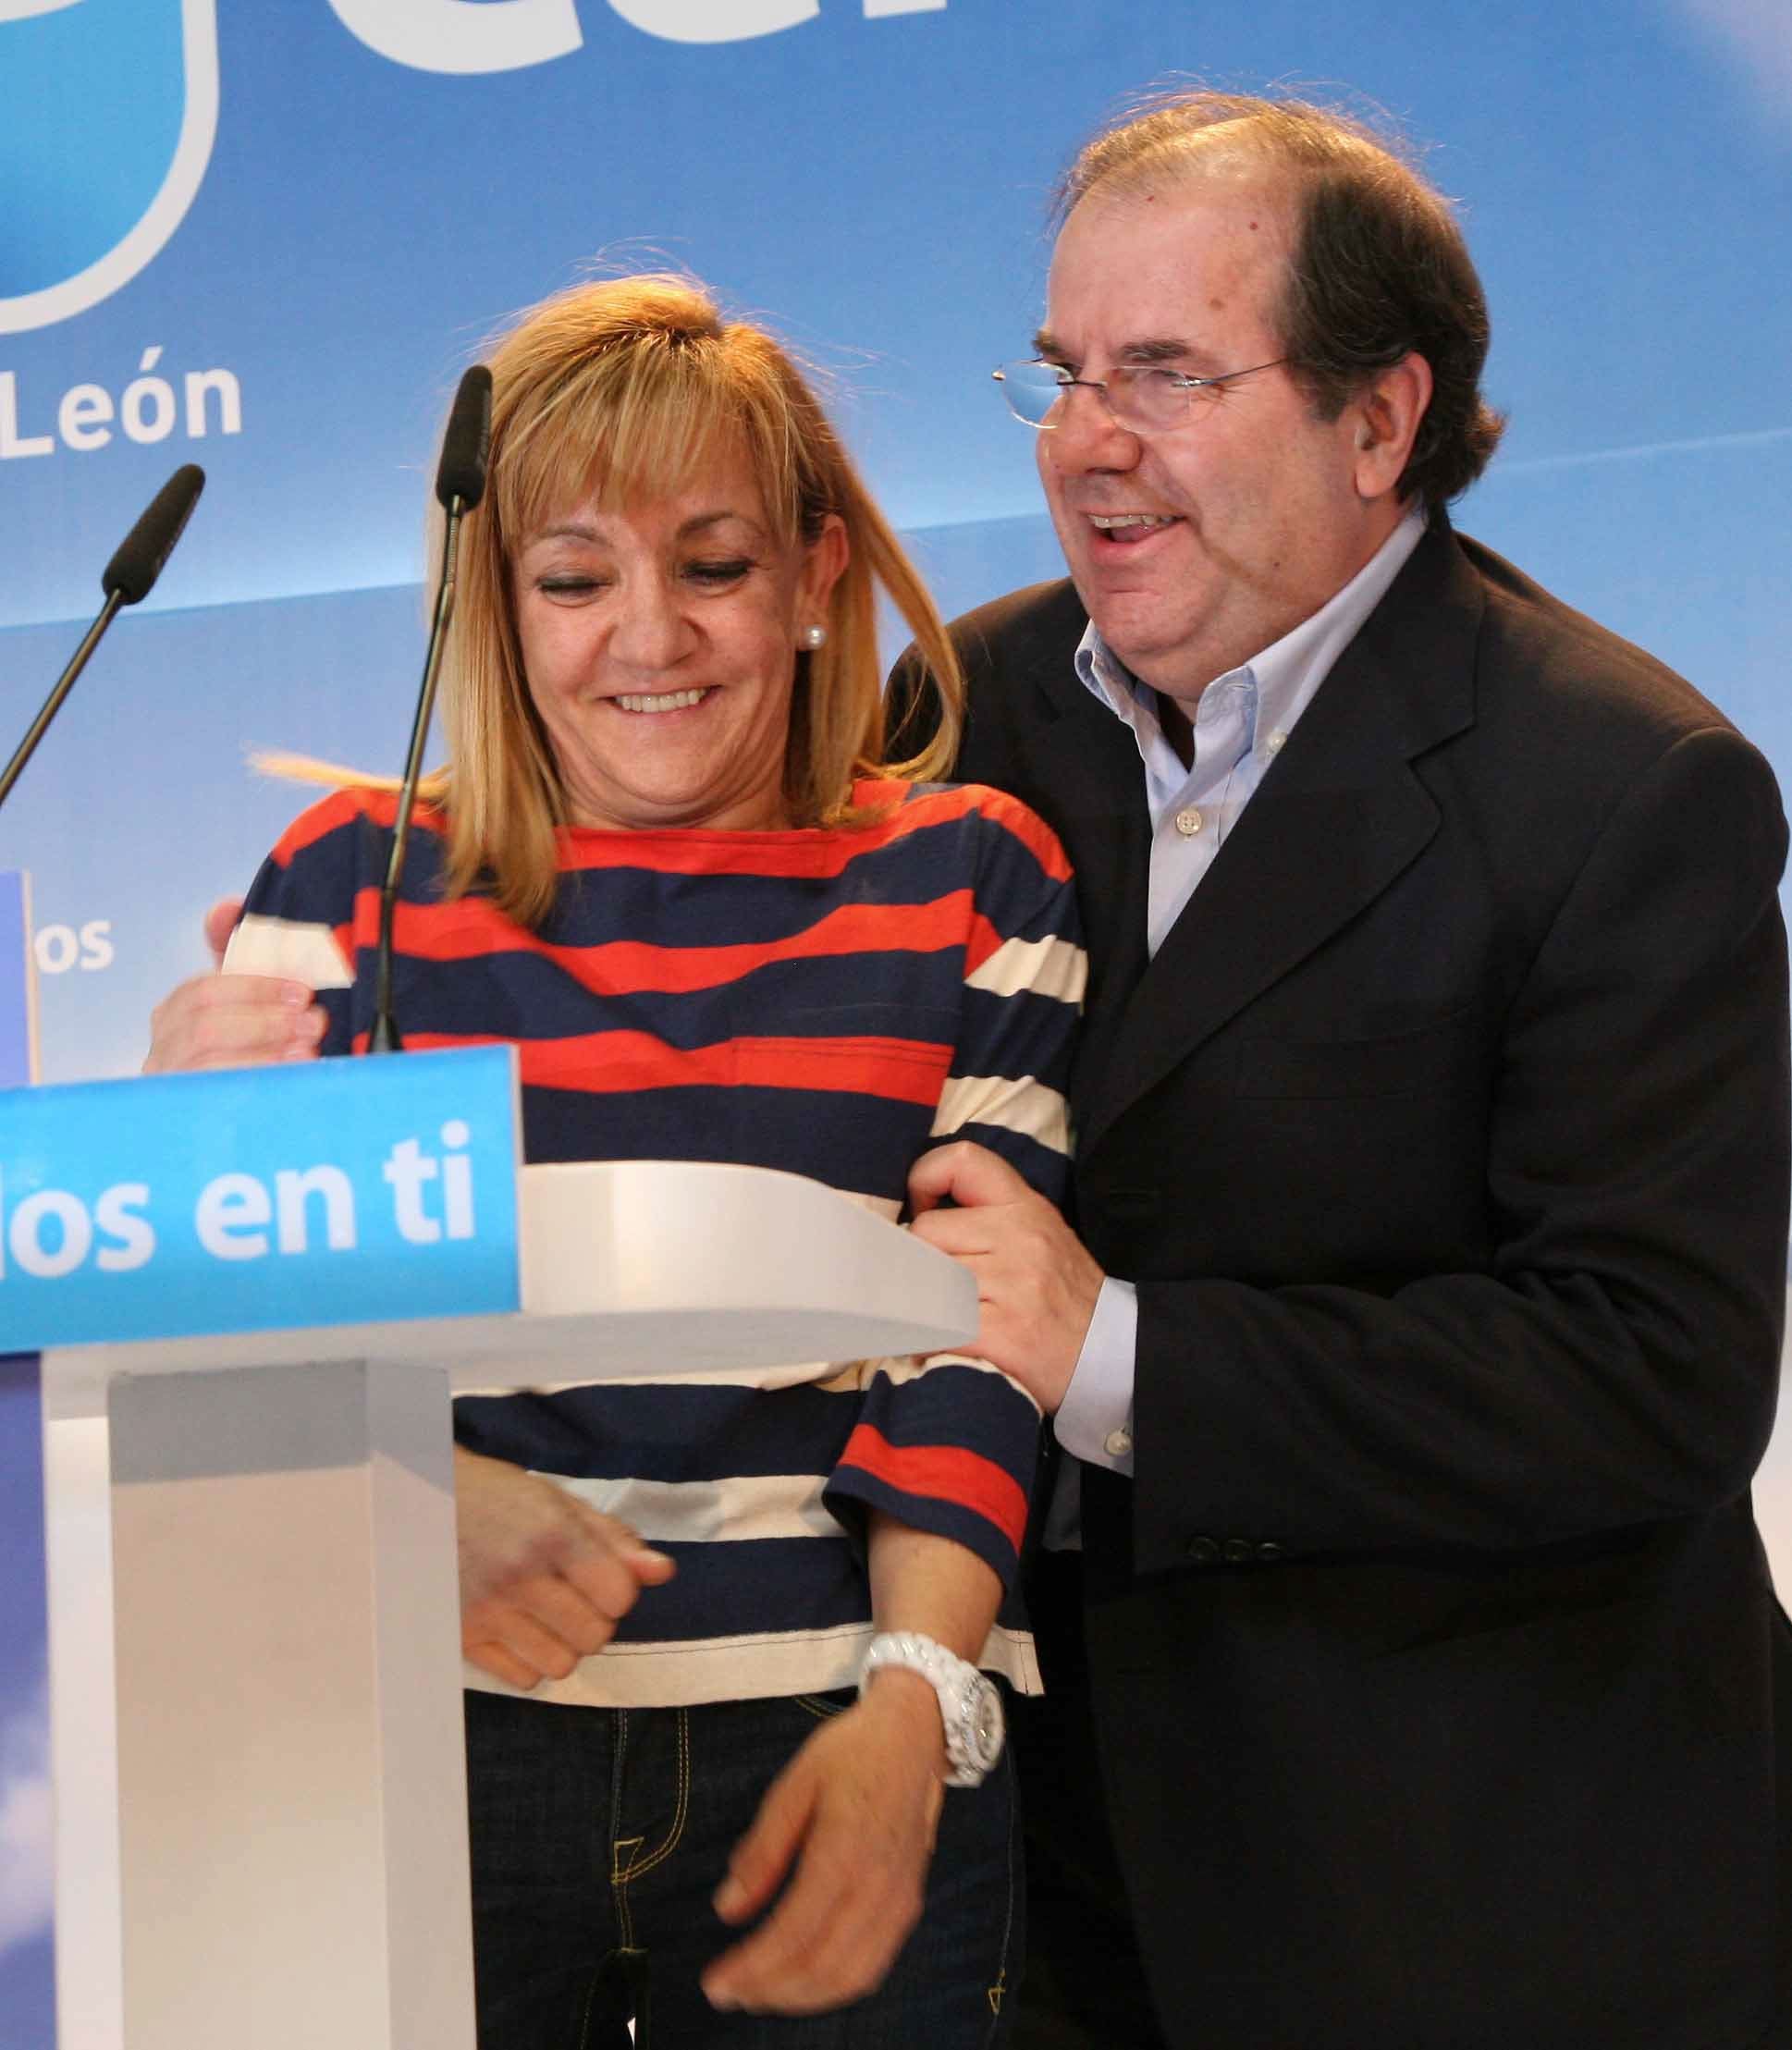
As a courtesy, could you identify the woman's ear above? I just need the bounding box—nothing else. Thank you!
[797,513,851,629]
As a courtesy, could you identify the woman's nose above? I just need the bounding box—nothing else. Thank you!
[608,577,693,670]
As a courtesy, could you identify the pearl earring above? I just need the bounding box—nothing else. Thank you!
[801,624,828,651]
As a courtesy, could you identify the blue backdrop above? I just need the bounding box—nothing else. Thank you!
[2,3,1788,2041]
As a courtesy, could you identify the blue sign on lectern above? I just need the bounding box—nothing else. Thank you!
[0,1045,522,1353]
[0,872,49,2045]
[0,875,34,1090]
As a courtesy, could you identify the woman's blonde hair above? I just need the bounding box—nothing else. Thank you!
[432,273,963,925]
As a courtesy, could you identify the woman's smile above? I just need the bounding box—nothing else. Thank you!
[510,448,846,833]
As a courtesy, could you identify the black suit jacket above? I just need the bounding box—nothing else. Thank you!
[899,523,1792,2047]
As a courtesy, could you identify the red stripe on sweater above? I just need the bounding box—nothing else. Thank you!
[365,1028,955,1105]
[835,1423,1029,1553]
[274,779,1069,893]
[372,890,976,991]
[883,781,1074,885]
[271,787,433,865]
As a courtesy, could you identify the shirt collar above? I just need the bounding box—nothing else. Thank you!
[1074,508,1427,756]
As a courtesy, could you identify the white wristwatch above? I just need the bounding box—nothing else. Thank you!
[859,1630,1005,1788]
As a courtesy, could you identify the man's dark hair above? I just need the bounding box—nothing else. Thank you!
[1056,92,1505,512]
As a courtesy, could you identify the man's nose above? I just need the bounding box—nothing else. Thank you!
[1042,381,1139,473]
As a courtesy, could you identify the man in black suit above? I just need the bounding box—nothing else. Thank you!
[903,92,1792,2048]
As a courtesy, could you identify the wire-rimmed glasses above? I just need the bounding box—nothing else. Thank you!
[992,357,1288,434]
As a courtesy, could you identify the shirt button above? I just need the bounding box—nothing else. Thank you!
[1265,730,1286,755]
[1103,1428,1134,1459]
[1174,807,1203,837]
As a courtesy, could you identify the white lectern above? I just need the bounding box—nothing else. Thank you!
[41,1160,977,2050]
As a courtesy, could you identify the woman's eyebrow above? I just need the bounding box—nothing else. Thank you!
[521,509,767,547]
[675,509,767,541]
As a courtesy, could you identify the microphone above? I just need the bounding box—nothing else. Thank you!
[103,463,207,604]
[369,366,494,1053]
[435,366,492,511]
[0,464,205,809]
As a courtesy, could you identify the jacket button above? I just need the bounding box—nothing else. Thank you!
[1187,1536,1221,1565]
[1222,1538,1255,1564]
[1257,1541,1283,1563]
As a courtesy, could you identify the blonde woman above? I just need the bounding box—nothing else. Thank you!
[146,276,1084,2049]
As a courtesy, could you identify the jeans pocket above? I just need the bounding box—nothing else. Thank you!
[792,1688,854,1721]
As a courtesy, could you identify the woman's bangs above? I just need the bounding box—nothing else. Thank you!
[510,345,804,542]
[500,343,786,537]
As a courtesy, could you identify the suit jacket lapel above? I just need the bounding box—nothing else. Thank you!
[1076,527,1483,1157]
[972,598,1156,1050]
[1020,702,1154,1117]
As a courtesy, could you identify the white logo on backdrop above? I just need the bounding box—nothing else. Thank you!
[326,0,583,72]
[1676,0,1792,125]
[607,0,944,44]
[34,922,113,976]
[328,0,946,69]
[0,0,220,337]
[3,0,946,329]
[0,345,242,463]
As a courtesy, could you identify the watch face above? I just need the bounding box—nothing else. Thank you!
[959,1676,1004,1770]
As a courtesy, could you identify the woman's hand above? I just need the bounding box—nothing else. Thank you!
[702,1512,996,2014]
[701,1671,947,2015]
[454,1447,676,1689]
[142,897,326,1072]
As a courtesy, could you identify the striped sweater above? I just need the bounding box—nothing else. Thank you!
[239,778,1086,1705]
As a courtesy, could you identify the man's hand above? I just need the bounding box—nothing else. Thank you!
[702,1673,946,2014]
[907,1141,1104,1415]
[143,897,326,1072]
[455,1448,676,1689]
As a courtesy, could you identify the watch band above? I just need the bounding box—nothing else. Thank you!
[858,1629,1005,1788]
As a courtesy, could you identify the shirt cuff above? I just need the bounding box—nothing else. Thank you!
[1053,1277,1137,1474]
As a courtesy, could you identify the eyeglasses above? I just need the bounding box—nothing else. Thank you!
[992,357,1289,434]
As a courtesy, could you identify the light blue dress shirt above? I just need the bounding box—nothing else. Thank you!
[1049,512,1428,1523]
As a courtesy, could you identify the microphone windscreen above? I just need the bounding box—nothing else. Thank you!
[101,464,205,606]
[436,365,494,510]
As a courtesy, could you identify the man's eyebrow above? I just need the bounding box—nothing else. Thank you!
[1122,337,1199,366]
[1031,331,1212,368]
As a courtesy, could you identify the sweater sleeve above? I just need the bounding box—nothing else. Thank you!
[824,788,1086,1589]
[235,789,392,1058]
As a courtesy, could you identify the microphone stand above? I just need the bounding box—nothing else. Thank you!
[367,363,491,1053]
[367,496,470,1052]
[0,462,205,813]
[0,592,126,809]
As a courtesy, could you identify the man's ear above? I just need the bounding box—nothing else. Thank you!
[1351,351,1433,501]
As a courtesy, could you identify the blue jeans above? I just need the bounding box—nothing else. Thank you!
[464,1688,1023,2049]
